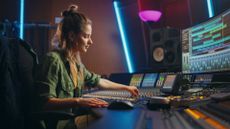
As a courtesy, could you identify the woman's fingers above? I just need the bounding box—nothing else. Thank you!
[78,98,108,108]
[128,86,139,97]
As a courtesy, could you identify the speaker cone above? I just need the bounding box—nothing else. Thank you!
[152,47,164,62]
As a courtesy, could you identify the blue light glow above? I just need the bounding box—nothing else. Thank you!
[113,1,134,73]
[207,0,214,18]
[20,0,24,39]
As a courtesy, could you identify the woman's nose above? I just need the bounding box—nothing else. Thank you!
[89,38,93,44]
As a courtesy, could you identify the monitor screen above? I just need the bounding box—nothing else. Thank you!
[141,73,158,88]
[182,8,230,73]
[162,74,177,89]
[155,73,167,88]
[129,74,144,87]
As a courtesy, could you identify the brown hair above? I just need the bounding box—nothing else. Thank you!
[55,5,92,62]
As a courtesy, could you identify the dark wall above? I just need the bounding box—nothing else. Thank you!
[24,0,52,23]
[0,0,20,38]
[189,0,209,25]
[162,0,192,29]
[0,0,19,21]
[213,0,230,16]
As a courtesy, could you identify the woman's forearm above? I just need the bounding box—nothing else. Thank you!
[43,97,108,110]
[98,78,139,96]
[98,78,129,90]
[43,97,79,110]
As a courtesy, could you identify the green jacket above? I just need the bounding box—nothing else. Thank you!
[36,51,100,109]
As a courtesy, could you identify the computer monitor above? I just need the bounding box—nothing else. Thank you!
[182,8,230,73]
[129,74,144,87]
[141,73,158,88]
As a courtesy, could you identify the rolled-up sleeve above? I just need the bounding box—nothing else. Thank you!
[83,66,101,87]
[37,54,60,99]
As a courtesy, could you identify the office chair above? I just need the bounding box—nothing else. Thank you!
[0,36,76,129]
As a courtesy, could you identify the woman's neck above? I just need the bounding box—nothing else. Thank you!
[65,49,82,64]
[74,52,82,64]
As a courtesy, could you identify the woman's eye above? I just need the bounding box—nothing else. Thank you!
[82,33,91,39]
[85,35,90,39]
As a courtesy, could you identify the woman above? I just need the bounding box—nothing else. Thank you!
[36,5,139,113]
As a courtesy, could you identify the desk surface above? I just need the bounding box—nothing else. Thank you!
[86,107,165,129]
[84,100,230,129]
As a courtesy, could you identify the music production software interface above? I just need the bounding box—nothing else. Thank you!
[182,8,230,73]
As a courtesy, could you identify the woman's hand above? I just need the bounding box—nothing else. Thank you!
[76,98,108,108]
[126,86,139,97]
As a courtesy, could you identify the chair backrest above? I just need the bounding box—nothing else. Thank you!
[17,38,38,114]
[0,36,38,129]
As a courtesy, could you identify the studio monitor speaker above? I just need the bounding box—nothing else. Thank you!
[149,28,181,72]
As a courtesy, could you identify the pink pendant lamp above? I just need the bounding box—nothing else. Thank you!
[138,0,162,22]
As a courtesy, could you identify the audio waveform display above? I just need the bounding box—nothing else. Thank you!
[182,9,230,73]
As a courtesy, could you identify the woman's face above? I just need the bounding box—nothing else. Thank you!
[73,24,93,53]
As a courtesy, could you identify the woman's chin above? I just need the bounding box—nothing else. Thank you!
[83,49,88,53]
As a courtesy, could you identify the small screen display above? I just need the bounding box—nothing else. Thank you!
[141,73,158,88]
[194,74,213,83]
[129,74,144,87]
[156,73,167,88]
[162,75,177,89]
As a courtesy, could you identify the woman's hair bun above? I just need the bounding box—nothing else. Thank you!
[61,4,78,17]
[68,5,78,12]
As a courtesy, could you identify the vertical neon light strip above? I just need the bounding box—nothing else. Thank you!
[20,0,24,39]
[113,1,134,73]
[207,0,214,18]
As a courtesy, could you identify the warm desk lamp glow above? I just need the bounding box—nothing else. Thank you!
[139,10,162,22]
